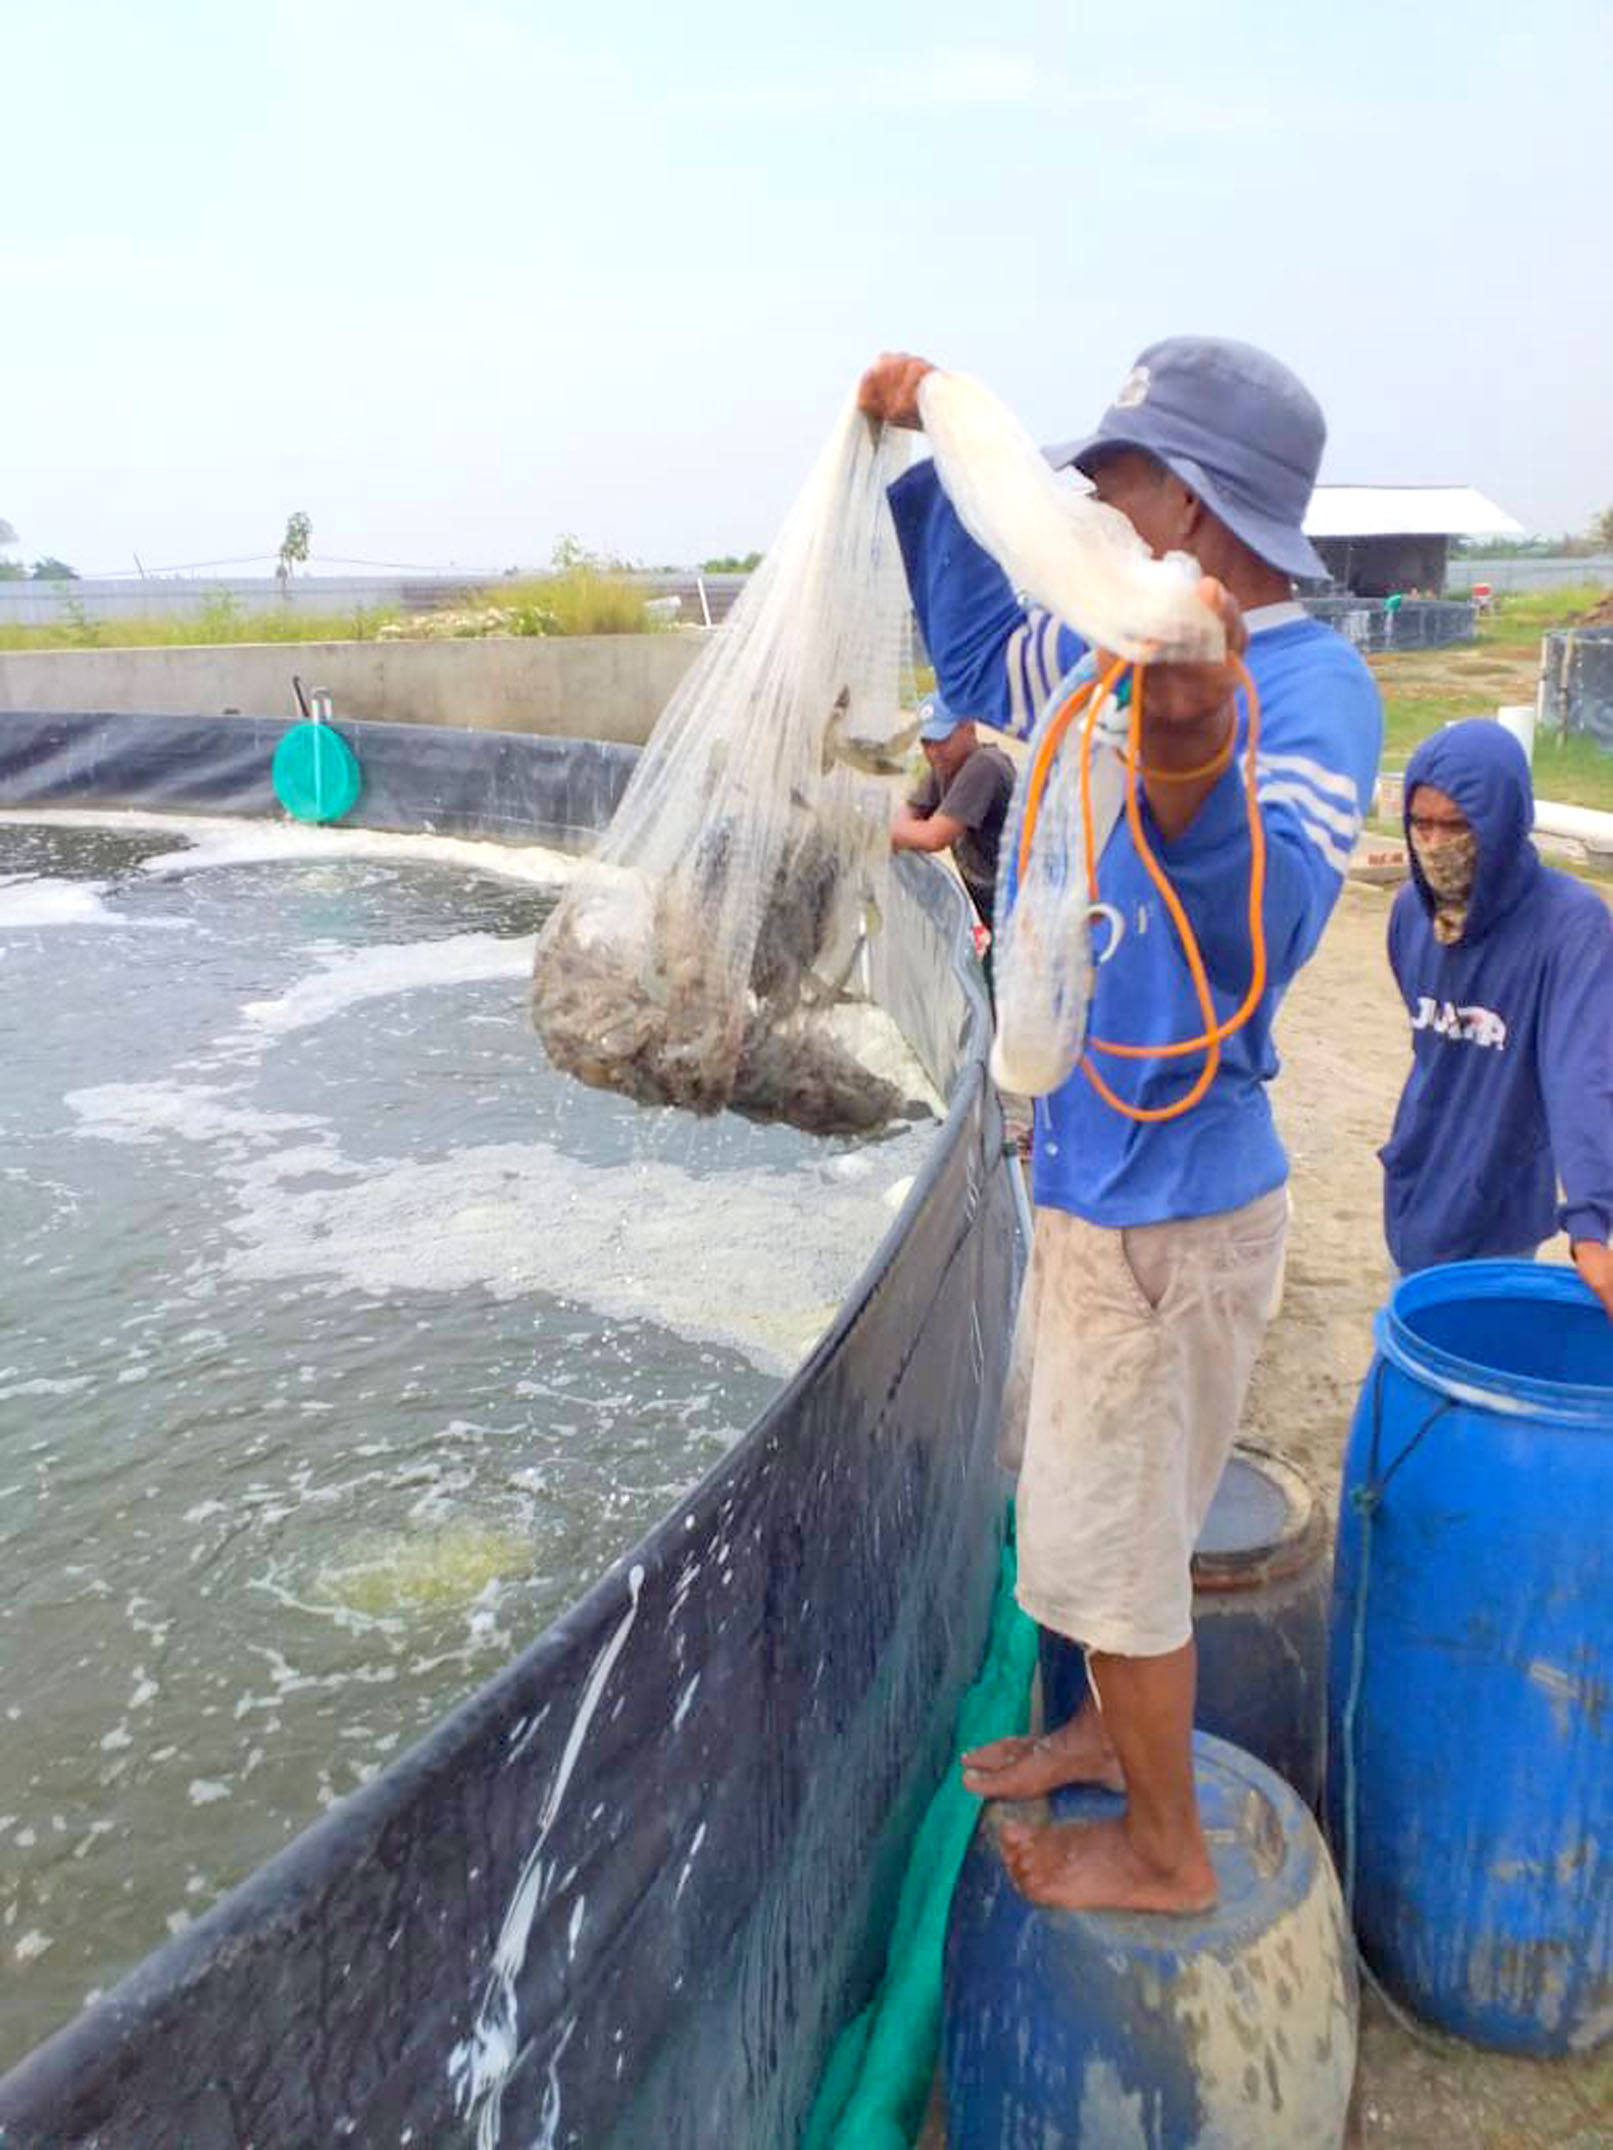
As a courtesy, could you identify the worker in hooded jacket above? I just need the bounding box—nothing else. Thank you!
[1380,717,1613,1318]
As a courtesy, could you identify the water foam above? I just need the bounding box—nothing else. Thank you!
[242,936,534,1036]
[0,808,585,890]
[0,877,122,930]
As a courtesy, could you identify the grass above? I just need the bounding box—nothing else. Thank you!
[1371,584,1613,813]
[0,595,398,651]
[473,563,670,637]
[0,562,670,650]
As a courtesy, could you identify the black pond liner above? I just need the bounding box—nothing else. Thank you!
[1541,625,1613,751]
[0,712,1025,2150]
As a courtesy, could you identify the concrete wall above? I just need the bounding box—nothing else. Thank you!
[0,633,706,747]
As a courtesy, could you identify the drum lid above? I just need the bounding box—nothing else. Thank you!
[1193,1443,1327,1593]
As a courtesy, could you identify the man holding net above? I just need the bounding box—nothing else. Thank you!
[859,337,1382,1915]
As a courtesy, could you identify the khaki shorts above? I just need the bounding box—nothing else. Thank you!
[1002,1188,1289,1660]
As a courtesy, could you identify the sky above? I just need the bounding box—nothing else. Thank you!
[5,0,1610,578]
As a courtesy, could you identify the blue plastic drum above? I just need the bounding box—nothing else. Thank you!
[944,1732,1357,2148]
[1327,1260,1613,2054]
[1041,1444,1330,1806]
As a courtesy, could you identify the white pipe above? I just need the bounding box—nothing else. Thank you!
[1497,703,1535,763]
[1535,798,1613,850]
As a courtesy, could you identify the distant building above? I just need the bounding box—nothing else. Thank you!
[1304,486,1523,597]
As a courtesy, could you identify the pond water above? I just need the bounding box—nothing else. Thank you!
[0,812,938,2069]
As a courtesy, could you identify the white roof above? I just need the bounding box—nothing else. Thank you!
[1304,485,1523,539]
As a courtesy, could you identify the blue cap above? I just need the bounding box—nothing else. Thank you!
[918,694,968,743]
[1045,337,1330,583]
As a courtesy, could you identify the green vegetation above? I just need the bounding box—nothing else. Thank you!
[0,599,398,651]
[1372,585,1613,814]
[0,555,79,581]
[484,564,667,637]
[699,551,763,573]
[469,536,670,637]
[276,510,312,585]
[1454,506,1613,559]
[1472,584,1610,651]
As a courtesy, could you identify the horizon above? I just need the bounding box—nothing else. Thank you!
[6,0,1610,578]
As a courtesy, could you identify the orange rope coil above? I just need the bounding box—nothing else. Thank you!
[1013,654,1267,1126]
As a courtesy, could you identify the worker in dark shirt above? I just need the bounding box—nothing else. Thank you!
[890,693,1016,933]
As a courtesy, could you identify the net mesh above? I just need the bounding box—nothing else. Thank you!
[989,676,1128,1097]
[914,368,1223,1096]
[533,400,919,1136]
[916,370,1224,664]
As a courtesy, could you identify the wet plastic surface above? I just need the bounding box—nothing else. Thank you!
[1541,626,1613,750]
[944,1733,1357,2148]
[1328,1261,1612,2054]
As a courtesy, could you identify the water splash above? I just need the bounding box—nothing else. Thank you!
[448,1563,643,2148]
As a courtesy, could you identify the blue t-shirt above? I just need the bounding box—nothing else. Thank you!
[889,458,1384,1227]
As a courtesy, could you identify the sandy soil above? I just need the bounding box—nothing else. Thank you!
[1249,878,1413,1504]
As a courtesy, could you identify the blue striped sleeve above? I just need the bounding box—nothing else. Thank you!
[1155,635,1383,993]
[887,459,1084,740]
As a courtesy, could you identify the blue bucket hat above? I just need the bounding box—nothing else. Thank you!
[918,694,968,743]
[1045,336,1330,583]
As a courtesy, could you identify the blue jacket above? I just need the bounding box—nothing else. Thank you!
[889,459,1383,1226]
[1380,719,1613,1270]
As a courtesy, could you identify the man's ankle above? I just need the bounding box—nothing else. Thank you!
[1123,1811,1209,1879]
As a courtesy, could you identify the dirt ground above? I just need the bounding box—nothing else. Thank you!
[1247,878,1418,1506]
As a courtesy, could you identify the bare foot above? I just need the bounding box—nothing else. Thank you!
[961,1706,1124,1798]
[996,1815,1218,1915]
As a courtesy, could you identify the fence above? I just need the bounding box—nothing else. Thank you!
[0,572,750,631]
[1302,597,1476,653]
[1444,555,1613,595]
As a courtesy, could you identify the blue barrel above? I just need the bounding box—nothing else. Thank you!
[1040,1444,1330,1806]
[1327,1261,1613,2054]
[944,1733,1357,2147]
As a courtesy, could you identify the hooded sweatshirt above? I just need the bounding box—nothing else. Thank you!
[1380,719,1613,1271]
[888,458,1383,1227]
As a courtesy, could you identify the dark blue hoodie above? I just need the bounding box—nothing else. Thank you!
[1380,719,1613,1270]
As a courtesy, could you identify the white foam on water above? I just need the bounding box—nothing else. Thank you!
[220,1134,916,1374]
[0,1373,94,1401]
[65,1062,922,1371]
[0,808,586,890]
[820,1001,944,1117]
[241,934,534,1036]
[65,1081,336,1159]
[0,877,122,930]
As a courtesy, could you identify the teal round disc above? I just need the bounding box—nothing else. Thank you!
[272,722,362,824]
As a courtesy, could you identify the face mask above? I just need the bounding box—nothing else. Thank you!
[1411,828,1478,941]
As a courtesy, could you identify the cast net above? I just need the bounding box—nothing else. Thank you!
[917,368,1222,1095]
[532,400,920,1137]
